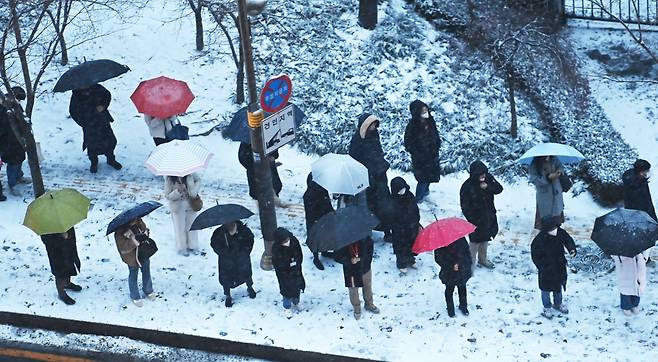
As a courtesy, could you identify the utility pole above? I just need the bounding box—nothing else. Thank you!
[236,0,277,271]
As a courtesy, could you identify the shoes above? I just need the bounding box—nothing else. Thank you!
[9,187,20,196]
[284,308,294,319]
[410,263,418,269]
[631,307,641,314]
[188,248,200,256]
[399,268,408,274]
[364,304,380,314]
[459,305,470,316]
[178,249,189,257]
[553,303,569,314]
[623,309,633,316]
[447,307,456,318]
[273,196,289,208]
[247,286,257,299]
[147,293,157,301]
[478,260,495,269]
[17,177,31,184]
[225,296,233,308]
[541,307,554,319]
[65,283,82,292]
[59,293,76,305]
[108,159,122,170]
[313,257,325,270]
[293,303,303,312]
[132,299,143,307]
[90,163,98,173]
[353,307,362,320]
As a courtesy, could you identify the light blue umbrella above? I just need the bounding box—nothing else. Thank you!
[517,143,585,165]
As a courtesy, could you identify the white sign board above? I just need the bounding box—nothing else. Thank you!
[262,104,295,155]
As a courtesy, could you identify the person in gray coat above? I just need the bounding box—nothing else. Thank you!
[528,156,565,230]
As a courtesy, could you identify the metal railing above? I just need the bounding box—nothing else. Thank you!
[563,0,658,25]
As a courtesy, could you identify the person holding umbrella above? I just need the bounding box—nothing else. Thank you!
[389,177,420,273]
[434,237,472,317]
[145,115,176,146]
[531,216,577,319]
[404,100,440,203]
[40,228,82,305]
[210,219,257,307]
[528,156,565,229]
[164,173,201,256]
[622,159,656,265]
[303,172,335,270]
[113,217,156,307]
[272,227,306,318]
[460,160,503,269]
[0,86,32,196]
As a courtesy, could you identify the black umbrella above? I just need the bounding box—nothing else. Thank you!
[308,206,379,253]
[106,201,162,235]
[222,103,305,143]
[590,208,658,257]
[190,203,254,231]
[53,59,130,92]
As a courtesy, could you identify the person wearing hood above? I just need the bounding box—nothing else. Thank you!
[0,86,32,196]
[348,112,392,241]
[303,172,335,270]
[389,177,420,273]
[404,100,441,203]
[335,236,380,320]
[529,156,565,229]
[530,216,576,319]
[68,84,122,173]
[460,160,503,269]
[272,227,306,318]
[622,159,656,266]
[40,228,82,305]
[210,220,257,307]
[238,142,287,207]
[434,237,472,317]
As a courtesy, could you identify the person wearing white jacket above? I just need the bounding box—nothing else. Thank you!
[164,173,201,256]
[613,252,647,316]
[145,115,175,146]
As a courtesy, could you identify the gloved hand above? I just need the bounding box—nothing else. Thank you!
[135,233,147,242]
[569,249,577,257]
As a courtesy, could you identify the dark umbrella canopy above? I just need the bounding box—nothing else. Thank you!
[590,208,658,257]
[54,59,130,93]
[308,206,379,253]
[222,103,305,143]
[106,201,162,235]
[190,203,254,231]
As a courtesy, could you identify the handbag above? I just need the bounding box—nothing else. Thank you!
[189,194,203,211]
[137,237,158,263]
[559,174,573,192]
[165,118,189,141]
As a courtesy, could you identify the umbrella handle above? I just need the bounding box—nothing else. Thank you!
[432,210,438,221]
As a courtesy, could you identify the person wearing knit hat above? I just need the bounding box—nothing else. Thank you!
[531,216,577,319]
[623,159,656,266]
[271,227,306,318]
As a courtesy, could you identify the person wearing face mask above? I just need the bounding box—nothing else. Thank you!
[0,86,32,197]
[530,216,577,319]
[529,156,565,230]
[622,159,656,266]
[40,228,83,305]
[271,227,306,318]
[404,100,441,204]
[348,112,393,242]
[460,160,503,269]
[211,220,257,307]
[389,177,420,273]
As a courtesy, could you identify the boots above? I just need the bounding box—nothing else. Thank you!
[56,277,75,305]
[353,305,362,320]
[247,285,257,299]
[313,252,325,270]
[458,285,469,316]
[107,154,122,170]
[89,155,99,173]
[225,295,233,308]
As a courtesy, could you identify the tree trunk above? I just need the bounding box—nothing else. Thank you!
[194,7,204,51]
[236,61,245,104]
[358,0,377,29]
[507,70,518,139]
[7,107,45,197]
[58,32,69,65]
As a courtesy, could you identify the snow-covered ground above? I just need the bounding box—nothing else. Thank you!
[1,2,658,361]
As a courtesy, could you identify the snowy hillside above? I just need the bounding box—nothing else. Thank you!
[1,1,658,361]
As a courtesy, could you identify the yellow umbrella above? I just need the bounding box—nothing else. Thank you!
[23,189,91,235]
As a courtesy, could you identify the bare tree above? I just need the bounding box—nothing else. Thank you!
[206,1,245,103]
[46,0,73,65]
[188,0,205,50]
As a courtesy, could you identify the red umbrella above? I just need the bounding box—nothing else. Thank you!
[130,76,195,119]
[412,217,476,254]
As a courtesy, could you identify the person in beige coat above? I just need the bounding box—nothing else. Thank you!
[114,218,155,307]
[614,252,648,316]
[144,115,175,146]
[164,173,201,256]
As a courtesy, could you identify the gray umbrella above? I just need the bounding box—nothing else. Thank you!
[53,59,130,92]
[190,204,254,231]
[308,206,379,253]
[590,208,658,257]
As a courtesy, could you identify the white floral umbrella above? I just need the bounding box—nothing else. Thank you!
[145,140,213,177]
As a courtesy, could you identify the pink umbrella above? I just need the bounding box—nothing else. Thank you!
[412,217,476,254]
[130,76,195,119]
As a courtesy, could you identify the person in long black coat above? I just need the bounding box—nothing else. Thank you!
[237,142,286,206]
[0,87,30,196]
[460,160,503,269]
[389,177,420,272]
[623,159,657,221]
[404,100,441,203]
[303,172,335,270]
[40,228,82,305]
[335,236,379,320]
[210,220,256,307]
[348,112,392,240]
[531,217,577,319]
[434,237,472,317]
[272,228,306,317]
[69,84,122,173]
